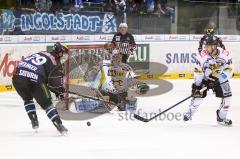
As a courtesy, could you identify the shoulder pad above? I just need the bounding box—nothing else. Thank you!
[221,48,230,56]
[199,50,208,57]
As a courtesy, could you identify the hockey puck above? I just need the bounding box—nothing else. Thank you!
[87,121,91,126]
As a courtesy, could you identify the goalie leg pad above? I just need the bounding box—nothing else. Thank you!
[125,97,138,113]
[75,99,101,112]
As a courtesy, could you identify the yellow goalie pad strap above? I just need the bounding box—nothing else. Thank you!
[99,68,106,87]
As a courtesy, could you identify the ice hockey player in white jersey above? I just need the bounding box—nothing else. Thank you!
[183,36,234,125]
[76,49,149,112]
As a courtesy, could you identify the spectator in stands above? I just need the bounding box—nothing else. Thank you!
[46,0,52,11]
[63,0,70,5]
[115,0,127,22]
[154,1,173,16]
[126,0,137,14]
[154,2,163,16]
[35,0,52,11]
[138,0,146,14]
[145,0,154,13]
[208,22,222,35]
[159,0,167,5]
[116,0,126,12]
[35,0,41,11]
[104,0,116,12]
[75,0,84,9]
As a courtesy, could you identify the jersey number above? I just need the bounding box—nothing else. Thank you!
[25,54,47,65]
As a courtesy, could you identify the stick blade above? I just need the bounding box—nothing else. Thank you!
[134,114,149,122]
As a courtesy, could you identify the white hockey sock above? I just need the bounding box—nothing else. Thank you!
[218,97,231,120]
[185,98,203,119]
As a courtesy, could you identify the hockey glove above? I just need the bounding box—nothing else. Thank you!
[207,75,220,89]
[191,83,203,98]
[56,93,66,101]
[128,48,135,55]
[136,83,149,95]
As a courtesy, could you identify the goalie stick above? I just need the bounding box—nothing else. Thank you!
[134,87,208,122]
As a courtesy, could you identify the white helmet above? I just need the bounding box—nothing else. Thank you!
[119,23,128,28]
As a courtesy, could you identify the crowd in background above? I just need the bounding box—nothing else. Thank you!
[0,0,174,35]
[6,0,174,17]
[104,0,173,16]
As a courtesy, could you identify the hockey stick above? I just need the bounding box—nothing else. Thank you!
[134,87,208,122]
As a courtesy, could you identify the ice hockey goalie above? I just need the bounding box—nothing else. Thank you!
[74,49,149,113]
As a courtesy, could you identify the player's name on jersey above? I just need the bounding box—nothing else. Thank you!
[18,62,38,72]
[18,70,38,80]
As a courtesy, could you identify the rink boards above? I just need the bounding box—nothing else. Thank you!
[1,34,240,92]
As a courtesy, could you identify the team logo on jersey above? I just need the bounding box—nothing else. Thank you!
[116,36,120,41]
[107,69,124,77]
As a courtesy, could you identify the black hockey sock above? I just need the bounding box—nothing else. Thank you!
[24,100,37,121]
[45,105,62,124]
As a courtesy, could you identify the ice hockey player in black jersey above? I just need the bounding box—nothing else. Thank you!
[111,23,137,63]
[198,28,225,53]
[12,42,68,134]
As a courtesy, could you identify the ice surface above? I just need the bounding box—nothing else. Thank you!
[0,79,240,159]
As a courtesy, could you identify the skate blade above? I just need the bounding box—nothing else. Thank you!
[217,122,232,126]
[59,131,68,136]
[32,128,39,133]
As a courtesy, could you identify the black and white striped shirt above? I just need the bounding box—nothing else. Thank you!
[111,32,137,55]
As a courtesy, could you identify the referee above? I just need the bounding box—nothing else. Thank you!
[111,23,137,63]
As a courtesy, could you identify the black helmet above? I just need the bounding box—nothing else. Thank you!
[52,42,69,57]
[206,28,215,35]
[204,36,218,46]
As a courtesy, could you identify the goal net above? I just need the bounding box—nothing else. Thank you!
[63,44,111,111]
